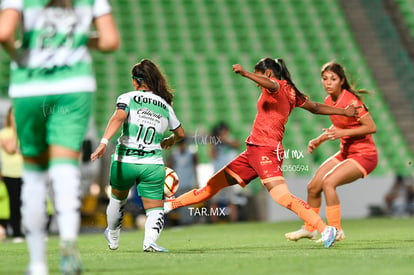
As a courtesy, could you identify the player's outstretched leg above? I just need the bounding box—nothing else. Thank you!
[267,182,336,248]
[285,207,320,241]
[285,226,318,241]
[164,170,230,213]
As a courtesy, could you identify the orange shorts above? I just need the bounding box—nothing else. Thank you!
[225,144,284,187]
[334,151,378,178]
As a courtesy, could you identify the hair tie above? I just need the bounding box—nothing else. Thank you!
[132,75,144,81]
[274,58,280,65]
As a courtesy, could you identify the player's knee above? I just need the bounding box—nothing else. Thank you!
[322,174,336,192]
[307,182,322,197]
[224,170,238,186]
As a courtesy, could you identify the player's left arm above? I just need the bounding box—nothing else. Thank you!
[88,13,120,52]
[161,126,185,150]
[324,113,377,140]
[90,109,127,160]
[301,99,360,117]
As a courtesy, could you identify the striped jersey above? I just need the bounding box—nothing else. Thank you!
[1,0,112,97]
[113,91,181,165]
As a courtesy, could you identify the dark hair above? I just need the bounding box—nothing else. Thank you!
[131,59,174,105]
[47,0,73,8]
[211,121,229,136]
[321,61,370,100]
[254,58,307,101]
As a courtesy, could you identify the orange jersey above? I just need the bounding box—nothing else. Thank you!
[324,89,377,154]
[246,78,306,146]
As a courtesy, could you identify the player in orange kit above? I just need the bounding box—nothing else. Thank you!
[285,61,377,242]
[165,57,360,248]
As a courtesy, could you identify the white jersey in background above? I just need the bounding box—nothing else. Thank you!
[1,0,111,97]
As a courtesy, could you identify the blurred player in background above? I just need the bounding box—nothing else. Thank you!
[0,179,10,241]
[285,61,377,242]
[91,59,185,253]
[0,107,24,243]
[384,174,412,216]
[166,138,199,225]
[0,0,119,274]
[209,121,242,223]
[165,57,360,248]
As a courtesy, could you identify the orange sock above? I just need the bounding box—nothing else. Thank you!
[171,170,229,209]
[304,207,320,232]
[269,184,327,233]
[326,204,342,231]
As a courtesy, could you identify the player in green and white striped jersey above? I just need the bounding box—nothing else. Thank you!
[0,1,119,274]
[91,59,185,253]
[112,91,180,165]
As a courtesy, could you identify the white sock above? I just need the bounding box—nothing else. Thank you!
[21,169,48,269]
[49,163,81,241]
[143,208,164,245]
[106,197,127,230]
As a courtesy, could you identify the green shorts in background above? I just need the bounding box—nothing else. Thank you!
[13,92,92,157]
[109,161,165,200]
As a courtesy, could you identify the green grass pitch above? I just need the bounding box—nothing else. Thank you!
[1,218,413,275]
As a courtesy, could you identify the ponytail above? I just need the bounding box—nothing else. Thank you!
[131,59,174,105]
[276,58,307,101]
[255,57,307,101]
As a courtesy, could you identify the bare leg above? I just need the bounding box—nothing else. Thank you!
[323,159,363,230]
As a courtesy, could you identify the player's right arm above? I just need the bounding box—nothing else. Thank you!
[232,64,279,92]
[0,7,20,59]
[308,125,333,153]
[90,109,127,160]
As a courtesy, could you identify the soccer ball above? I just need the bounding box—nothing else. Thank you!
[164,167,180,198]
